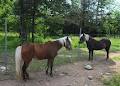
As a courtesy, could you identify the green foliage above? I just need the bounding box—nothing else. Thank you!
[0,0,18,31]
[112,56,120,61]
[103,11,120,34]
[104,74,120,86]
[35,17,49,37]
[0,0,119,39]
[0,0,119,36]
[0,32,20,50]
[0,0,14,17]
[7,15,19,31]
[45,15,64,35]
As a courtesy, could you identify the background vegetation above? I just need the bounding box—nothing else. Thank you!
[0,0,120,38]
[0,0,120,84]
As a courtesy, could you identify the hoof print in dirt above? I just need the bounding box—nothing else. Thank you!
[84,64,93,70]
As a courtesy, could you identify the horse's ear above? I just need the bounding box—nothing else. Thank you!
[66,36,69,40]
[83,33,85,36]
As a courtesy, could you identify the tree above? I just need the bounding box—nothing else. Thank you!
[0,0,17,31]
[103,11,120,35]
[78,0,114,35]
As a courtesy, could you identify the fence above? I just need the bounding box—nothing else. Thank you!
[0,19,119,80]
[0,18,19,80]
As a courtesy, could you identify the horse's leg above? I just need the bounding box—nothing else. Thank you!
[89,50,91,61]
[24,63,29,79]
[50,59,54,77]
[105,42,111,60]
[22,62,27,80]
[22,62,30,80]
[46,59,50,75]
[105,48,109,60]
[91,50,94,60]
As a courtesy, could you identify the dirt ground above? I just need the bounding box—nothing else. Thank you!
[0,52,120,86]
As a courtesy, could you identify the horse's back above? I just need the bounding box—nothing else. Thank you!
[88,38,111,50]
[100,38,111,45]
[98,38,111,50]
[34,42,58,59]
[21,41,59,60]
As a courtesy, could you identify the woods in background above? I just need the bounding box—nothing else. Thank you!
[0,0,120,37]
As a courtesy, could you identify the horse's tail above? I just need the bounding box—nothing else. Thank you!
[15,46,24,80]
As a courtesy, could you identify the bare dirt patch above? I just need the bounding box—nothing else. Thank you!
[0,52,120,86]
[110,51,120,58]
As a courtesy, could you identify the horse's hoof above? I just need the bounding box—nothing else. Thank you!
[26,76,29,80]
[23,77,27,82]
[106,59,108,61]
[46,71,48,75]
[26,74,29,80]
[50,73,53,77]
[106,57,109,61]
[23,79,27,82]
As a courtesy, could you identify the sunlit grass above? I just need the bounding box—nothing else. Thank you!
[71,36,86,48]
[110,38,120,52]
[111,56,120,61]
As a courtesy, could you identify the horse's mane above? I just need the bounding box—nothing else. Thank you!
[84,34,98,42]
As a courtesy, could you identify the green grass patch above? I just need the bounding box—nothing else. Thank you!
[104,74,120,86]
[111,56,120,61]
[71,36,86,48]
[110,38,120,52]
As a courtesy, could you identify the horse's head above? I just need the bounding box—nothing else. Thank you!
[64,36,72,50]
[79,33,90,43]
[58,36,72,50]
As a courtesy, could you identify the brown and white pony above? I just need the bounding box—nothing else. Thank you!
[15,36,72,80]
[79,33,111,61]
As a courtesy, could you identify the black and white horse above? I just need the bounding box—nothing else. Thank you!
[79,33,111,61]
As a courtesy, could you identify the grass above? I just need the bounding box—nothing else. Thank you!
[111,56,120,61]
[104,74,120,86]
[0,32,120,71]
[110,38,120,52]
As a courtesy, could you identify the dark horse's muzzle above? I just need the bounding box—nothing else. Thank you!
[79,40,83,44]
